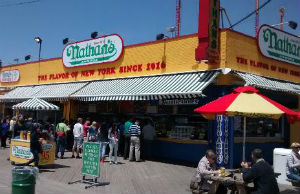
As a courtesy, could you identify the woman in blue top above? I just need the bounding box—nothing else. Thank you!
[1,119,10,148]
[87,121,98,142]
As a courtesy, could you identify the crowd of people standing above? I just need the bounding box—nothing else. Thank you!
[55,116,156,165]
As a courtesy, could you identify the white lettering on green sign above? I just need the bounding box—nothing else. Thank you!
[81,142,100,177]
[63,34,123,68]
[258,25,300,65]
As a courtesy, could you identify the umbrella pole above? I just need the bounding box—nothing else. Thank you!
[243,117,246,161]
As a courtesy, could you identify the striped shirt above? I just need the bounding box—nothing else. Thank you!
[286,151,300,175]
[129,124,141,137]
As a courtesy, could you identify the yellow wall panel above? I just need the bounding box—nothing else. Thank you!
[1,34,211,87]
[224,30,300,83]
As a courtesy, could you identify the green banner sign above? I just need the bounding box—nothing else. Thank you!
[81,142,100,177]
[62,34,124,68]
[257,25,300,66]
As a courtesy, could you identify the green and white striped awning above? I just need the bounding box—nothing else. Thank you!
[12,98,59,110]
[235,72,300,95]
[0,82,88,102]
[71,71,219,101]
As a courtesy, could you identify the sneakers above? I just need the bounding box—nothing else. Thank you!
[100,159,105,163]
[76,156,81,159]
[109,161,118,165]
[71,155,75,158]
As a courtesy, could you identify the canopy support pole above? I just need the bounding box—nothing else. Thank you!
[2,102,5,118]
[243,117,246,161]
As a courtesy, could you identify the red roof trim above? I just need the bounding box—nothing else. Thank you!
[2,57,62,68]
[126,33,198,48]
[220,28,255,39]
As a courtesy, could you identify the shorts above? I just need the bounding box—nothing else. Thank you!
[73,137,83,149]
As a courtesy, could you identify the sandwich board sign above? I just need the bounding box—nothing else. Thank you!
[69,142,105,189]
[81,142,100,177]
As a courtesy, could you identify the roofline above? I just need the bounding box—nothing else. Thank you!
[3,29,270,69]
[1,33,198,68]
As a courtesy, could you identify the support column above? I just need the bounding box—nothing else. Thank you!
[70,100,79,120]
[213,115,234,168]
[290,96,300,143]
[63,100,71,121]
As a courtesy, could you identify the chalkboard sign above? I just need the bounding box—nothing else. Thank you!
[81,142,100,177]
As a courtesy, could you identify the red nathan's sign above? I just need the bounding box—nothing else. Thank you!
[195,0,220,63]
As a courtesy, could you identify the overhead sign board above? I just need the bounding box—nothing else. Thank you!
[160,99,200,105]
[0,70,20,82]
[195,0,220,63]
[257,25,300,66]
[63,34,124,68]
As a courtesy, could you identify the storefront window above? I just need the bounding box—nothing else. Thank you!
[234,116,283,138]
[154,103,209,141]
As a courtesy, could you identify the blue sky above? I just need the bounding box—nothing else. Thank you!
[0,0,299,65]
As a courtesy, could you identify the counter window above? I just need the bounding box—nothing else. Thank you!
[234,116,283,138]
[154,103,209,141]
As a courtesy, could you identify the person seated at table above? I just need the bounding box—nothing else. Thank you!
[190,149,227,194]
[286,142,300,182]
[241,148,279,194]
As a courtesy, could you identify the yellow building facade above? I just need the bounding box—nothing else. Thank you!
[1,29,300,144]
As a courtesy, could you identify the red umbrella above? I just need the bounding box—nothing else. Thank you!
[194,86,299,159]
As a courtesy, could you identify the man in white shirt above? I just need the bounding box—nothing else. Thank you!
[72,118,83,158]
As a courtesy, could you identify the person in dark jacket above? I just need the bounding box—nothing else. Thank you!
[241,148,279,194]
[98,122,109,163]
[24,118,34,132]
[13,118,25,138]
[25,124,42,167]
[1,119,10,148]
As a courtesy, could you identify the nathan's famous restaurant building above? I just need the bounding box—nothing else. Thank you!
[0,1,300,167]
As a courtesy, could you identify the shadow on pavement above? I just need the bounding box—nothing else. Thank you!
[39,169,55,173]
[40,164,70,169]
[280,189,300,194]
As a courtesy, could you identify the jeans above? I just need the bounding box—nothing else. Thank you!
[100,142,108,160]
[55,136,66,157]
[129,136,140,161]
[109,140,118,162]
[287,173,300,181]
[123,134,130,159]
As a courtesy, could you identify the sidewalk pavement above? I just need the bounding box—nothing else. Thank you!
[0,148,299,194]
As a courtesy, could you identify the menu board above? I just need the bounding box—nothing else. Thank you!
[81,142,100,177]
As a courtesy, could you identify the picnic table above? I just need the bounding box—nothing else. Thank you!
[203,170,248,194]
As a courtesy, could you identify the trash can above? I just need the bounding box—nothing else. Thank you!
[11,166,38,194]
